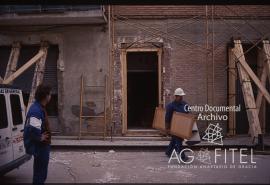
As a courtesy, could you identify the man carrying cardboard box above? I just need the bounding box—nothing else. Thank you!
[165,88,189,161]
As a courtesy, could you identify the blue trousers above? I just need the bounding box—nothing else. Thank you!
[166,136,186,159]
[33,145,50,184]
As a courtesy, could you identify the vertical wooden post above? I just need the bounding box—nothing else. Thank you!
[158,49,162,106]
[232,40,262,142]
[78,75,84,140]
[257,46,267,134]
[121,50,127,135]
[228,49,236,136]
[262,40,270,84]
[27,42,49,112]
[4,42,21,81]
[103,75,107,140]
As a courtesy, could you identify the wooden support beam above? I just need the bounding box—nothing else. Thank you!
[78,75,84,140]
[4,42,21,81]
[2,51,45,85]
[232,40,262,141]
[121,49,127,134]
[256,62,267,111]
[256,49,267,134]
[259,39,270,134]
[233,40,270,105]
[27,42,49,111]
[262,40,270,83]
[228,49,236,136]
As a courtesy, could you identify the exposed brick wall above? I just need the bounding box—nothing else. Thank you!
[113,5,270,18]
[112,18,270,136]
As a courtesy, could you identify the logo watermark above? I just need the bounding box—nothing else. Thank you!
[167,105,257,169]
[167,147,256,169]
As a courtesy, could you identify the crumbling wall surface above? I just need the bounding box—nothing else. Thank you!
[0,25,109,136]
[61,26,109,135]
[112,48,122,135]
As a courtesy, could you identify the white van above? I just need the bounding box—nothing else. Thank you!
[0,85,31,176]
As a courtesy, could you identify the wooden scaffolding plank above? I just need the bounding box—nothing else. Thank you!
[27,42,49,111]
[232,40,262,141]
[3,51,45,85]
[4,42,21,81]
[228,49,236,136]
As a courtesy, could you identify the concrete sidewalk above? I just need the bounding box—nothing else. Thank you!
[51,135,270,150]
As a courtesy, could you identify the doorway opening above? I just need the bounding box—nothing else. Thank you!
[126,52,159,129]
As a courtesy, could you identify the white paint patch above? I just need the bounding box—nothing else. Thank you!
[95,172,120,183]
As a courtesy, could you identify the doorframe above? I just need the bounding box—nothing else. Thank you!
[121,48,162,134]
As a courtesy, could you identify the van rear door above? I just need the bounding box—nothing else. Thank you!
[8,93,25,160]
[0,93,13,166]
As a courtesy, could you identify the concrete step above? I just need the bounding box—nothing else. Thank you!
[125,129,162,137]
[52,135,170,141]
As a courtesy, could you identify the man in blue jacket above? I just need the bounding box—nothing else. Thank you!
[23,84,52,184]
[165,88,189,161]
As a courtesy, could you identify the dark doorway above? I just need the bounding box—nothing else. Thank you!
[127,52,159,129]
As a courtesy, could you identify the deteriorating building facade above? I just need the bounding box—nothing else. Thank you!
[0,5,269,139]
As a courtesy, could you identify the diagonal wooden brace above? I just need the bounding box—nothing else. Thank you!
[232,40,262,141]
[27,42,49,111]
[4,42,21,81]
[233,40,270,105]
[2,51,45,85]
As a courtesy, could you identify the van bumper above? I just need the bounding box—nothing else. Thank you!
[0,154,32,176]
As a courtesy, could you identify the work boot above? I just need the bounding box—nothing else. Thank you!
[165,151,172,158]
[180,156,189,163]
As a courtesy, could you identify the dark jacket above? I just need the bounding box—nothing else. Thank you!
[23,101,49,155]
[165,100,189,129]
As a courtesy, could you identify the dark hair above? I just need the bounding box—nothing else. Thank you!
[34,84,52,102]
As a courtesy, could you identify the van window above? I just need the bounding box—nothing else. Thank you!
[10,94,23,125]
[0,94,8,129]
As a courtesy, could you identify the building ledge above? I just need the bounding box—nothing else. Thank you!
[0,8,107,25]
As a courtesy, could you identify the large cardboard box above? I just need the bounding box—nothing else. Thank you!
[185,122,201,145]
[152,107,166,131]
[170,112,196,139]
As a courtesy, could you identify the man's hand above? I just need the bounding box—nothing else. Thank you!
[41,132,49,142]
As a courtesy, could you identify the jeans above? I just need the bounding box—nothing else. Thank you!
[165,135,186,159]
[33,145,50,184]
